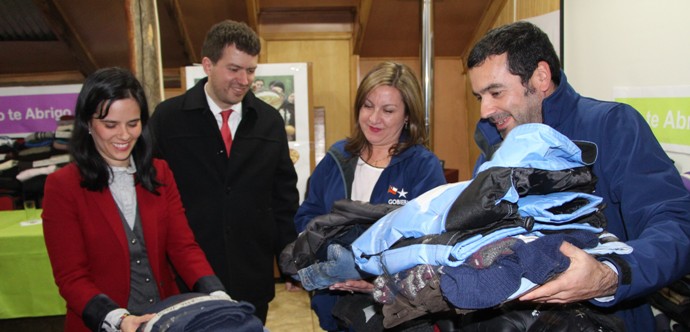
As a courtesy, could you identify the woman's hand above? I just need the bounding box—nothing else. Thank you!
[121,313,156,332]
[330,279,374,293]
[285,281,303,292]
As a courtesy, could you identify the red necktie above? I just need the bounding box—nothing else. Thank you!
[221,109,233,157]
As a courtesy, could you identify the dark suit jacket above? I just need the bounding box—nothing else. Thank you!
[42,159,218,332]
[149,78,299,307]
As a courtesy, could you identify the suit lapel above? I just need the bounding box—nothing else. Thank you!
[92,186,129,255]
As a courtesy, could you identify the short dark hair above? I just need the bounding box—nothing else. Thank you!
[467,21,561,86]
[71,67,160,192]
[201,20,261,63]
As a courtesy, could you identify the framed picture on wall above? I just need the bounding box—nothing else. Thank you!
[254,63,312,203]
[182,63,313,203]
[183,65,205,91]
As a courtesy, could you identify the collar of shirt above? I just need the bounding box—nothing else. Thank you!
[204,82,242,131]
[108,156,137,229]
[109,155,137,178]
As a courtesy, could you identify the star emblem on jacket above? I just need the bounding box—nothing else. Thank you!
[387,185,409,205]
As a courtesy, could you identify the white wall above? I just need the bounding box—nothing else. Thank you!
[563,0,690,172]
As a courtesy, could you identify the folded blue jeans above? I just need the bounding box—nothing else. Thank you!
[297,244,362,291]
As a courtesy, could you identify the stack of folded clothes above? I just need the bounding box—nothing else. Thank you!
[0,136,21,209]
[348,124,632,331]
[0,115,74,209]
[53,115,74,151]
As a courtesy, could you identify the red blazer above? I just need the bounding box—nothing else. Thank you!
[42,159,216,332]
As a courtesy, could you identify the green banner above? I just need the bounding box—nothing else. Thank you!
[615,97,690,146]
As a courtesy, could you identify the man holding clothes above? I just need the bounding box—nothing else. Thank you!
[465,21,690,331]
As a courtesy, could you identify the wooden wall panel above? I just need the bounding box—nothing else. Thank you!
[516,0,560,20]
[493,0,515,28]
[465,83,481,175]
[433,58,470,180]
[358,58,419,84]
[264,38,353,151]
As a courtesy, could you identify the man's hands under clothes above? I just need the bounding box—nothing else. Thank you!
[330,279,375,293]
[519,241,619,303]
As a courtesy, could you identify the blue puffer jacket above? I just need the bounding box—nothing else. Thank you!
[352,124,604,275]
[474,72,690,332]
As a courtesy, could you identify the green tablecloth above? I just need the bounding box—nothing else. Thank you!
[0,209,66,319]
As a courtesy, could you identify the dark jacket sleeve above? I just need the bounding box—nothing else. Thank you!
[294,152,340,233]
[271,129,300,260]
[586,104,690,305]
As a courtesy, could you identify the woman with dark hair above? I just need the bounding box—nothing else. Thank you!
[42,67,229,332]
[293,61,447,331]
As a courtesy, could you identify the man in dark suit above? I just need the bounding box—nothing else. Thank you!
[149,20,299,324]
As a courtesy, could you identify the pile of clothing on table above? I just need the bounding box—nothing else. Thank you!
[280,124,632,331]
[0,116,73,209]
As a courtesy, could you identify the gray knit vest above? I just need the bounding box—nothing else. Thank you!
[118,208,161,314]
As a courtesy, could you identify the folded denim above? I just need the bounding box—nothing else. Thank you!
[297,244,362,291]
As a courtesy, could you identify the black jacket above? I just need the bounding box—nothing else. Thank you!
[149,78,299,306]
[280,199,398,276]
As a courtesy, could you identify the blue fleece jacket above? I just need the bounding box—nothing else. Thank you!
[294,139,446,232]
[293,139,446,331]
[475,71,690,332]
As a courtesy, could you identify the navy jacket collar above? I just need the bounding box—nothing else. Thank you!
[475,70,581,160]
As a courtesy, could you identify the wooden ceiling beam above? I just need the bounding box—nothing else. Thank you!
[0,71,84,87]
[125,0,164,108]
[259,9,354,25]
[259,0,356,9]
[461,0,509,67]
[164,0,198,64]
[31,0,97,77]
[353,0,372,55]
[246,0,260,32]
